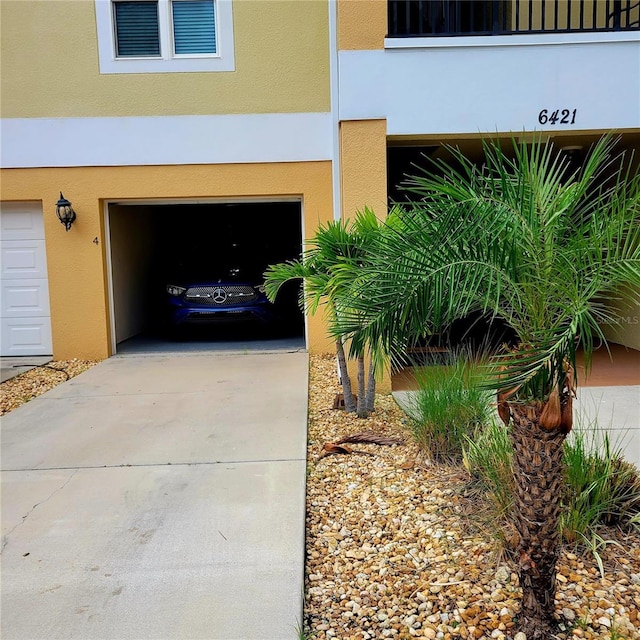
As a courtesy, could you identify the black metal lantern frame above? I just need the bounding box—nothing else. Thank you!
[56,192,77,231]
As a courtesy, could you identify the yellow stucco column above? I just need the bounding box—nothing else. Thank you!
[339,119,388,221]
[339,119,391,393]
[44,187,112,361]
[338,0,387,50]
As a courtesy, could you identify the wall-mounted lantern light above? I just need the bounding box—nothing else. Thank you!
[55,192,77,231]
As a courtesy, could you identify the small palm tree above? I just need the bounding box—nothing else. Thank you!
[264,209,385,416]
[333,136,640,637]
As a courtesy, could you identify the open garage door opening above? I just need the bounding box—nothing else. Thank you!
[107,200,305,353]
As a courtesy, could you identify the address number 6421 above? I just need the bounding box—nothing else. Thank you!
[538,109,577,125]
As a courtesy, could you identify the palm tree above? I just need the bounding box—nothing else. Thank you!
[333,136,640,637]
[264,209,386,416]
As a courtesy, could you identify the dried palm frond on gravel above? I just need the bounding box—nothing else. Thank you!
[0,359,98,416]
[305,354,640,640]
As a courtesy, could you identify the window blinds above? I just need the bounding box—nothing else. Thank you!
[114,1,161,57]
[172,0,216,54]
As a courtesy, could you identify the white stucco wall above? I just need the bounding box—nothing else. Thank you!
[339,32,640,135]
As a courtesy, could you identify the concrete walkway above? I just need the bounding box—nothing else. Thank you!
[574,385,640,467]
[1,356,52,383]
[1,351,309,640]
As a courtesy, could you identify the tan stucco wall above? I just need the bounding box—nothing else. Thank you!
[0,0,330,118]
[0,162,334,360]
[338,0,386,50]
[339,118,390,391]
[340,119,387,220]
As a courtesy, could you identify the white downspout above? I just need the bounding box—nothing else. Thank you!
[329,0,341,221]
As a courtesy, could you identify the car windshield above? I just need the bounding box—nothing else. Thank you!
[169,245,267,284]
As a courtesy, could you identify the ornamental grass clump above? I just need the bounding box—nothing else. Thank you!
[403,353,492,462]
[463,419,514,517]
[463,413,640,548]
[562,424,640,543]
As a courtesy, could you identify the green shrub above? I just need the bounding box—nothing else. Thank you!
[403,352,492,461]
[561,425,640,543]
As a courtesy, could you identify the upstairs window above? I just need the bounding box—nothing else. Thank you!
[172,0,216,54]
[95,0,234,73]
[114,1,161,57]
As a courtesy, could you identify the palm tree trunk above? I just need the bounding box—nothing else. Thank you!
[365,358,376,413]
[335,339,357,413]
[356,354,368,417]
[509,401,568,639]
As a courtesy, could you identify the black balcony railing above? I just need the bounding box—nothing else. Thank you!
[388,0,640,37]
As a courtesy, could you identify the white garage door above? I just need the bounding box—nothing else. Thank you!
[0,202,53,356]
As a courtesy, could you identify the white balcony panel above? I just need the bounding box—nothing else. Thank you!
[339,36,640,135]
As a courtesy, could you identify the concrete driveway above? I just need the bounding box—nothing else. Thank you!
[1,351,309,640]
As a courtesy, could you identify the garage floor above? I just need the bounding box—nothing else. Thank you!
[116,333,306,355]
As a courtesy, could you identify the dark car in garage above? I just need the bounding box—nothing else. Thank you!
[165,273,276,328]
[154,206,303,339]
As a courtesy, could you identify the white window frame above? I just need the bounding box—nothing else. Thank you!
[95,0,235,74]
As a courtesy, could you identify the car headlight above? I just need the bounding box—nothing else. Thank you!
[167,285,186,296]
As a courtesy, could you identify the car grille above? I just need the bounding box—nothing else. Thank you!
[184,285,258,306]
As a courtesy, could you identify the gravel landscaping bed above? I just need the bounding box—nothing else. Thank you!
[0,359,99,416]
[305,354,640,640]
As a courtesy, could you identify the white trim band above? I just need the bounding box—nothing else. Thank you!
[1,113,333,168]
[384,31,640,50]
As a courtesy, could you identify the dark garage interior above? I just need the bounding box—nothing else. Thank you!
[108,200,304,351]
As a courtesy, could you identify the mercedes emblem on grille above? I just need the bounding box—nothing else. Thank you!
[212,288,228,304]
